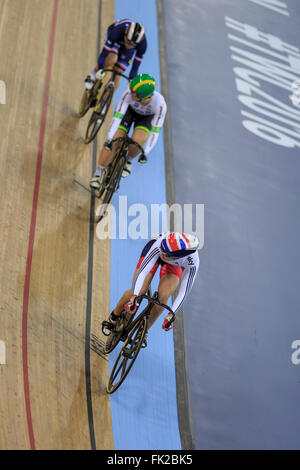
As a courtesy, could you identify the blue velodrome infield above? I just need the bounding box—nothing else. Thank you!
[108,0,181,450]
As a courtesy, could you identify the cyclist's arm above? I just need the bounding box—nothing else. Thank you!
[143,100,167,156]
[107,90,131,140]
[129,38,147,79]
[132,241,161,295]
[171,258,199,314]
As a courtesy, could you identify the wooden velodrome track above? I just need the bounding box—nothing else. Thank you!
[0,0,116,449]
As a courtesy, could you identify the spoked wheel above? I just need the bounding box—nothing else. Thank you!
[95,156,126,223]
[107,316,147,394]
[84,82,114,144]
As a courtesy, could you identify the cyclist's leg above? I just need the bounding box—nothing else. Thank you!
[86,49,113,82]
[111,64,126,89]
[128,128,149,158]
[91,113,132,186]
[87,25,117,80]
[97,107,134,169]
[113,269,154,316]
[95,24,118,72]
[97,128,126,168]
[104,52,118,69]
[147,265,182,329]
[112,47,134,89]
[91,128,126,188]
[127,113,153,158]
[112,239,159,316]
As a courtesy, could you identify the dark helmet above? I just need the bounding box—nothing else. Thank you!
[125,22,145,44]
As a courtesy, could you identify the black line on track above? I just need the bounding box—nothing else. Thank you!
[85,0,102,451]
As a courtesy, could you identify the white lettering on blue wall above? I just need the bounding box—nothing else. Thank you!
[225,17,300,147]
[248,0,289,16]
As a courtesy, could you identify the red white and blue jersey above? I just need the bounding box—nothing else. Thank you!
[132,233,200,314]
[98,19,147,79]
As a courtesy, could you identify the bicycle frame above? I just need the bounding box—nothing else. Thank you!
[122,292,175,339]
[93,68,129,111]
[109,135,146,163]
[83,68,130,143]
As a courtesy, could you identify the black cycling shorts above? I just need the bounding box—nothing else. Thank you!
[119,106,154,135]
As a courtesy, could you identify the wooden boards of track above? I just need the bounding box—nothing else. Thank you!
[0,0,115,449]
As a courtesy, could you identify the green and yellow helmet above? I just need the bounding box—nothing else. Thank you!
[129,73,156,100]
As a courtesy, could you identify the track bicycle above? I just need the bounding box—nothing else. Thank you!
[78,68,130,144]
[100,288,153,356]
[105,292,175,394]
[94,135,146,223]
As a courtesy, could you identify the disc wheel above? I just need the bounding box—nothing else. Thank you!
[107,317,147,394]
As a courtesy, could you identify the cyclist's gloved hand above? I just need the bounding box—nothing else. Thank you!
[95,69,105,80]
[162,313,175,331]
[104,139,112,151]
[124,295,139,314]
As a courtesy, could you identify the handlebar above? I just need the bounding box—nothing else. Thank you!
[103,68,130,81]
[134,294,175,329]
[110,136,146,162]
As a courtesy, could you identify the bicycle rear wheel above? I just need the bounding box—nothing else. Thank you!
[78,80,102,118]
[78,89,92,118]
[95,155,126,223]
[84,82,114,144]
[107,316,147,394]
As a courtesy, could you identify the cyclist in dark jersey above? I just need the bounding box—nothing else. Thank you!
[85,19,147,90]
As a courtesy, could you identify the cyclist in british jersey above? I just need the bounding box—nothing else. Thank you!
[85,20,147,90]
[90,73,167,187]
[102,233,200,348]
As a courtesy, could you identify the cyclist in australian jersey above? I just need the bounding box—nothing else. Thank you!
[85,19,147,90]
[102,232,200,348]
[90,73,167,188]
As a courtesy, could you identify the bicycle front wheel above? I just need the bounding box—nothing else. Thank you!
[84,82,114,144]
[107,316,147,394]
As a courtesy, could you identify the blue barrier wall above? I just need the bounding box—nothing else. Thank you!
[163,0,300,450]
[108,0,181,450]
